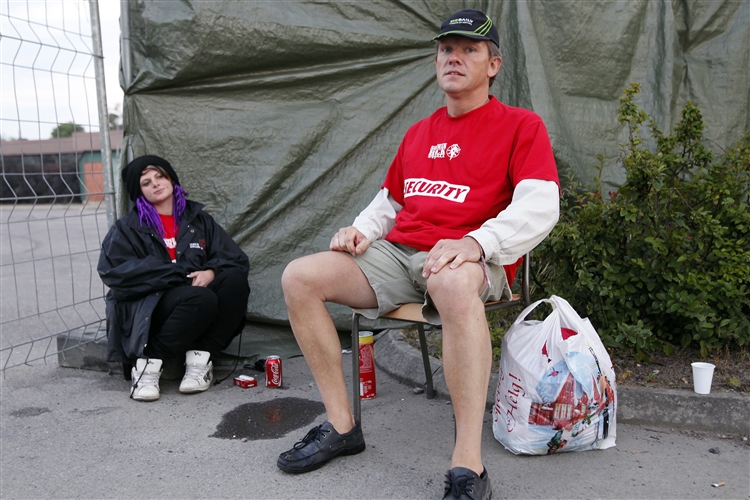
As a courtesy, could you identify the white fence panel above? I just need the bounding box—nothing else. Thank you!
[1,0,117,370]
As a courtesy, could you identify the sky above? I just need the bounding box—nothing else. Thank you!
[1,0,124,141]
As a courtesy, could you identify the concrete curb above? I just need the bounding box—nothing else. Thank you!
[58,329,749,434]
[56,331,119,373]
[375,329,750,435]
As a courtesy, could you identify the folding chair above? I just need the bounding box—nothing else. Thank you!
[350,254,532,422]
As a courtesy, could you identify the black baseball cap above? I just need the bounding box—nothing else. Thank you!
[432,9,499,47]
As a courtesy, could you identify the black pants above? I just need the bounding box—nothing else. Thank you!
[143,269,250,362]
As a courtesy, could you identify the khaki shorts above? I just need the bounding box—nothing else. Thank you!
[350,239,512,325]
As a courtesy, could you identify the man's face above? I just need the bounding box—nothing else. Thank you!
[435,36,501,97]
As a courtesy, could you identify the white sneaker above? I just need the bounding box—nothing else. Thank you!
[179,350,213,394]
[130,358,163,401]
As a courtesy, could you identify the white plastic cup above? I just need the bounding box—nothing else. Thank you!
[691,362,715,394]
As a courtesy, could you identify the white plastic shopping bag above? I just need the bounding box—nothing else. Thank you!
[492,295,617,455]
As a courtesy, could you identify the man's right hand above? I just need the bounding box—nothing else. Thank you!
[330,226,370,256]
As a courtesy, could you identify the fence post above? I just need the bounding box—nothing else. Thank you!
[88,0,117,227]
[119,0,134,217]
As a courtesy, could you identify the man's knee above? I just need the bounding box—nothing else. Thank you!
[281,256,313,296]
[427,264,484,302]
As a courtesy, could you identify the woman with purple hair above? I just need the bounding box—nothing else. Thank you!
[98,155,250,402]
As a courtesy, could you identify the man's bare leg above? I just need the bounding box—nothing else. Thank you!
[282,251,377,434]
[427,263,490,476]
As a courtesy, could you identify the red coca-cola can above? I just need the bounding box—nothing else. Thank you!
[359,331,376,399]
[265,355,283,388]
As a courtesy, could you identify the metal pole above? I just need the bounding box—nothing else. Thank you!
[120,0,132,91]
[522,252,531,307]
[88,0,116,227]
[351,312,361,422]
[119,0,134,217]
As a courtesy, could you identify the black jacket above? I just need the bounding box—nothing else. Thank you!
[97,200,250,362]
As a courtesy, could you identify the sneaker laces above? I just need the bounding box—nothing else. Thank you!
[184,362,209,380]
[293,424,330,450]
[134,370,160,387]
[131,365,160,398]
[444,470,475,498]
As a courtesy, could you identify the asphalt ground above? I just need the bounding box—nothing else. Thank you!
[2,350,749,499]
[4,205,748,499]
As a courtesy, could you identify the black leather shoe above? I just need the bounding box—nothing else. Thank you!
[277,421,366,473]
[443,467,492,499]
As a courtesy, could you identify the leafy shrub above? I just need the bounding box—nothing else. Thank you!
[535,83,750,358]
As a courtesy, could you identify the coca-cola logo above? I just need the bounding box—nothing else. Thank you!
[269,363,281,384]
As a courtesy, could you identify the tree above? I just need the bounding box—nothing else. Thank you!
[536,83,750,357]
[108,103,122,130]
[51,122,84,138]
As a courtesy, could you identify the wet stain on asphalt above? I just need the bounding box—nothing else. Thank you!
[211,397,325,441]
[71,407,118,416]
[10,407,50,417]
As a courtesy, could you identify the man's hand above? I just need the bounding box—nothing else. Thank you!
[188,269,215,287]
[330,226,371,256]
[422,237,483,279]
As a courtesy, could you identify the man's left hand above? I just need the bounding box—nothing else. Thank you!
[188,269,215,287]
[422,237,483,278]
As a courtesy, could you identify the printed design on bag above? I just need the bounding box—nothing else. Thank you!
[493,368,526,432]
[527,350,615,454]
[492,296,617,455]
[542,327,578,363]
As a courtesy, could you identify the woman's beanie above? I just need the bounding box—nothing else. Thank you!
[122,155,180,201]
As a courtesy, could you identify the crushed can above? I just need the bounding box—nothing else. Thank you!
[233,375,257,388]
[265,355,283,388]
[359,331,376,399]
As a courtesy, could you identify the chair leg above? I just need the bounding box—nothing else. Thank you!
[522,252,531,307]
[453,412,457,445]
[351,312,361,423]
[417,324,434,399]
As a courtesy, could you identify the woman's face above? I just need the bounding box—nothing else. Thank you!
[139,167,173,210]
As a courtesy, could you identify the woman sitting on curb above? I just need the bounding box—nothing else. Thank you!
[98,155,250,401]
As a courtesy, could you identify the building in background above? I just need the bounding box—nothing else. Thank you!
[1,130,122,203]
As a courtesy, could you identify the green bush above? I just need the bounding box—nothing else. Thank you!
[535,83,750,358]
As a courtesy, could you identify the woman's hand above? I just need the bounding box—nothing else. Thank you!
[187,269,215,287]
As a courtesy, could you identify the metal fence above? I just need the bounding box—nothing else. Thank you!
[0,0,116,371]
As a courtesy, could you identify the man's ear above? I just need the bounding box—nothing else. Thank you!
[488,56,502,79]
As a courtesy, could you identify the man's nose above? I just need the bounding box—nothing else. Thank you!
[447,51,462,64]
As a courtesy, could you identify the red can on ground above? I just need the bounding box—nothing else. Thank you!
[265,355,283,388]
[233,375,257,388]
[359,331,376,399]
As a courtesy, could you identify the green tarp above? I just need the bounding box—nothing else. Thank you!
[121,0,749,350]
